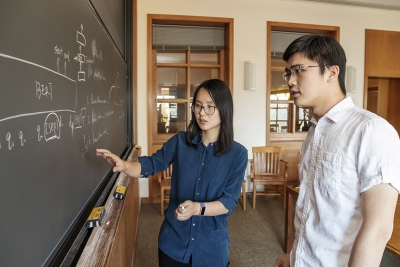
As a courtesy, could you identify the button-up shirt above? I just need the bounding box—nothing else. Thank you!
[291,97,400,267]
[139,131,248,267]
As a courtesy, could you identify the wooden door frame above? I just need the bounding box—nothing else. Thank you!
[144,14,234,203]
[266,22,340,186]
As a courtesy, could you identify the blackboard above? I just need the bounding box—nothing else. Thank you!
[90,0,125,58]
[0,1,132,266]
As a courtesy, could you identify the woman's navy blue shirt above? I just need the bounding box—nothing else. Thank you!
[138,131,248,267]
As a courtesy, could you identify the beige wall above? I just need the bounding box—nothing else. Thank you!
[136,0,400,197]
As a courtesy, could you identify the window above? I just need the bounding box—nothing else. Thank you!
[155,51,222,134]
[147,14,233,152]
[267,22,339,142]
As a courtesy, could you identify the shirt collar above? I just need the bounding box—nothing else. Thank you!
[192,133,202,145]
[191,133,217,148]
[311,96,355,125]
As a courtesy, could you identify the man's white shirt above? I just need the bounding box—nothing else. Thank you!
[291,97,400,267]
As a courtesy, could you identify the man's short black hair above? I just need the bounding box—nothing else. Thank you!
[282,34,347,95]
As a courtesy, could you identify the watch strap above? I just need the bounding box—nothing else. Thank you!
[199,202,206,215]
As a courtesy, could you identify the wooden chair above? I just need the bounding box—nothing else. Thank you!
[158,164,173,216]
[249,146,289,209]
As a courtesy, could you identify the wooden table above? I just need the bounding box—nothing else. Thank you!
[386,203,400,258]
[284,186,400,258]
[284,185,299,253]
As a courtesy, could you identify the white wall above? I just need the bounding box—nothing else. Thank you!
[137,0,400,197]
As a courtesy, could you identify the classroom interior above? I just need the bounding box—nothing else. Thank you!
[74,0,400,266]
[2,0,393,266]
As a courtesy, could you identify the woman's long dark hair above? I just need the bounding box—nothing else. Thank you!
[186,79,234,156]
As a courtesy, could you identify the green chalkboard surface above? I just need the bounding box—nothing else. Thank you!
[0,0,131,266]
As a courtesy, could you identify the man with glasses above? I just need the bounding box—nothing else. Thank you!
[275,34,400,267]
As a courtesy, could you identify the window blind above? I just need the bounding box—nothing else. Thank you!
[153,24,225,50]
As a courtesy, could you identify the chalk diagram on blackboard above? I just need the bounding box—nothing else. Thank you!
[0,23,125,158]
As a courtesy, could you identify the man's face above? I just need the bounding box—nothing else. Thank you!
[285,53,328,109]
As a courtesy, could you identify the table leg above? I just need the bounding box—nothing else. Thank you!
[285,189,293,253]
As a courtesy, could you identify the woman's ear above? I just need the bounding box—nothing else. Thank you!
[327,65,340,82]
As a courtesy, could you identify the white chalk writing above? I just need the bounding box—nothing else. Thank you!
[36,81,53,101]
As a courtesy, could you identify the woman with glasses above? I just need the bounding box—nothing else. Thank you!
[96,79,248,267]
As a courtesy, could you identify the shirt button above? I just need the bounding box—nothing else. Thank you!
[201,163,204,165]
[198,178,201,180]
[193,223,195,226]
[192,238,194,241]
[196,193,199,195]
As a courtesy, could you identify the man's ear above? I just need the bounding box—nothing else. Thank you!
[327,65,339,82]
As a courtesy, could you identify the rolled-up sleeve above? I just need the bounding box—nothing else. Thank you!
[138,156,155,178]
[357,119,400,193]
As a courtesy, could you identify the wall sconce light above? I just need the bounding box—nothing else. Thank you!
[245,61,256,90]
[346,66,357,93]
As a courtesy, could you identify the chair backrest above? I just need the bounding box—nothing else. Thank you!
[158,163,173,183]
[252,146,281,176]
[163,163,173,179]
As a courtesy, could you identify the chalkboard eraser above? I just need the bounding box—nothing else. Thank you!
[113,185,126,200]
[86,206,105,228]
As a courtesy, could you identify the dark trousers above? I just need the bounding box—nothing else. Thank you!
[158,248,230,267]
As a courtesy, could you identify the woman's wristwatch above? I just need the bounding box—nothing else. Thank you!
[199,202,206,215]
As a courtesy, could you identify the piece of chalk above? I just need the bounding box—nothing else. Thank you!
[106,221,110,225]
[180,205,185,209]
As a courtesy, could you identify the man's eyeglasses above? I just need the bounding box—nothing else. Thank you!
[283,64,329,82]
[192,104,217,115]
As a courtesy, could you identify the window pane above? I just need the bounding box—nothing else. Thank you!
[157,52,186,63]
[279,121,288,132]
[157,68,186,98]
[277,107,288,120]
[190,52,218,64]
[157,102,187,134]
[297,107,311,132]
[270,108,277,120]
[190,68,219,97]
[270,103,289,133]
[278,103,288,109]
[153,25,225,50]
[271,31,308,57]
[271,71,288,97]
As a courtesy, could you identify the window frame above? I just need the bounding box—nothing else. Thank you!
[266,22,340,143]
[153,50,224,137]
[146,14,233,203]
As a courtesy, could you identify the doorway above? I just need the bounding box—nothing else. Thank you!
[366,77,400,134]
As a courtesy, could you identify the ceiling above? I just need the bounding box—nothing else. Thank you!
[296,0,400,11]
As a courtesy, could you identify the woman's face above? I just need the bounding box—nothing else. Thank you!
[193,87,221,135]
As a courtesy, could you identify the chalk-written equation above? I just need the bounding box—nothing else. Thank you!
[0,24,126,158]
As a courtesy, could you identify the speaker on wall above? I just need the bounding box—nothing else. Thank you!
[346,66,357,93]
[245,61,256,90]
